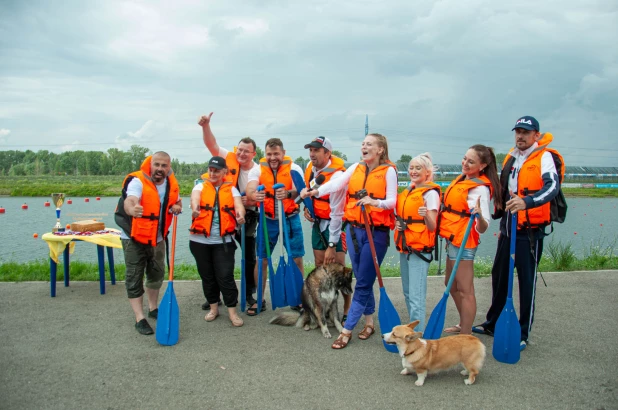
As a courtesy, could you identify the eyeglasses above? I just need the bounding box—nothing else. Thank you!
[237,149,255,155]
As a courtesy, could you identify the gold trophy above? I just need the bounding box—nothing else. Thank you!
[51,193,66,232]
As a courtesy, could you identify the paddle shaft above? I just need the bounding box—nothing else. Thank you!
[442,214,477,296]
[508,212,517,297]
[360,205,385,288]
[169,214,178,281]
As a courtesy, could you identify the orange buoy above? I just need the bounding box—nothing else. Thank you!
[66,224,71,230]
[33,233,39,238]
[21,203,28,210]
[96,197,101,201]
[0,207,5,214]
[44,201,51,207]
[67,199,73,204]
[85,198,90,202]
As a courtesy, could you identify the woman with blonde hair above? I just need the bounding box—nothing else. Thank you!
[395,153,441,332]
[302,133,397,349]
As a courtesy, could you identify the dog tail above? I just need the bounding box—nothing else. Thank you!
[269,312,301,326]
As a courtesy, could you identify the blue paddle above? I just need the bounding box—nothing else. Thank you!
[280,193,303,307]
[360,205,401,353]
[256,186,265,314]
[156,215,180,346]
[424,214,477,340]
[290,169,315,218]
[273,183,299,307]
[493,211,521,364]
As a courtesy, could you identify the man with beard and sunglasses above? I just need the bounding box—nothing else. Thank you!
[246,138,305,314]
[116,152,182,335]
[199,113,260,312]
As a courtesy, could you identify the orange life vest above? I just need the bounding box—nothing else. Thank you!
[224,148,242,188]
[121,156,180,246]
[189,175,237,237]
[303,156,346,220]
[344,162,396,230]
[395,182,441,253]
[504,133,561,229]
[259,156,299,218]
[439,174,492,249]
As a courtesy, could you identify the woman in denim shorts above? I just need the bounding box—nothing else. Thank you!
[438,145,502,335]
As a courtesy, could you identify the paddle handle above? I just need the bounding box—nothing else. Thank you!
[169,214,178,281]
[273,183,286,255]
[443,214,477,295]
[360,205,385,288]
[507,212,517,298]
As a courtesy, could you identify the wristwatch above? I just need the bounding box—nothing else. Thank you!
[287,191,292,199]
[328,242,336,248]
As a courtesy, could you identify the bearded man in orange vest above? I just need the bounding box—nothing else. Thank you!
[118,152,182,335]
[473,116,561,352]
[246,138,305,313]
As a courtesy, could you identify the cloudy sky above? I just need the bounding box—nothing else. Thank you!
[1,0,616,166]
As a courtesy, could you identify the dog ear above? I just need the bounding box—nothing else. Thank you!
[407,320,419,329]
[405,331,421,342]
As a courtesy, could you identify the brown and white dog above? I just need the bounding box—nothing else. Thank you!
[382,321,486,386]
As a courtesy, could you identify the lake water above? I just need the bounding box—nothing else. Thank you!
[1,196,617,267]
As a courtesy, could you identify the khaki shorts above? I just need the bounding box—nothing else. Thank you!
[121,239,165,299]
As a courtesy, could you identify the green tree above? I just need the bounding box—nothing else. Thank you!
[294,156,307,169]
[129,145,150,170]
[496,153,507,167]
[398,154,412,164]
[332,150,347,161]
[255,147,264,162]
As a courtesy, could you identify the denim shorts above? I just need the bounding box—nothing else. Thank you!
[445,241,477,261]
[257,213,305,259]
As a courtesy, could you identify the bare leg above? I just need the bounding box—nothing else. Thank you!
[454,260,476,334]
[129,296,145,322]
[145,287,159,313]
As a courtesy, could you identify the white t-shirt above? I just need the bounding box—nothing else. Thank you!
[120,178,168,243]
[421,188,440,211]
[248,161,305,220]
[467,186,491,232]
[190,183,241,245]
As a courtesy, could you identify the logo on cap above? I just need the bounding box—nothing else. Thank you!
[516,119,532,126]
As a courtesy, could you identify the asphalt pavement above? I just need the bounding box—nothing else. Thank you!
[1,271,617,410]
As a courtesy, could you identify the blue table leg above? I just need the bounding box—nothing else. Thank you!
[50,257,57,297]
[106,247,116,285]
[63,245,70,287]
[97,245,105,295]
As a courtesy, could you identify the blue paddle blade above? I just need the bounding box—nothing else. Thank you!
[378,287,401,353]
[292,263,305,305]
[493,297,521,364]
[493,211,520,364]
[284,262,301,307]
[423,295,448,340]
[274,256,287,308]
[257,255,263,314]
[156,282,180,346]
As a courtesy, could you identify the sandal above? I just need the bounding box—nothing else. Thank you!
[331,332,351,349]
[444,324,461,334]
[205,311,219,322]
[230,316,244,327]
[246,301,267,316]
[358,324,375,340]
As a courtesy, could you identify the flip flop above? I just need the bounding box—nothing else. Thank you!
[472,324,494,336]
[444,324,461,334]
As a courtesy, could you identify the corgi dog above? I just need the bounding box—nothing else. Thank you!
[382,321,486,386]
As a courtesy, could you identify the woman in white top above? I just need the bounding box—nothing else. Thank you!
[190,157,246,327]
[438,144,502,335]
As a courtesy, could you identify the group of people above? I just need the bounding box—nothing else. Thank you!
[115,114,561,353]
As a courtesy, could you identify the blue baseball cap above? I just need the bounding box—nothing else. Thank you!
[512,116,539,131]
